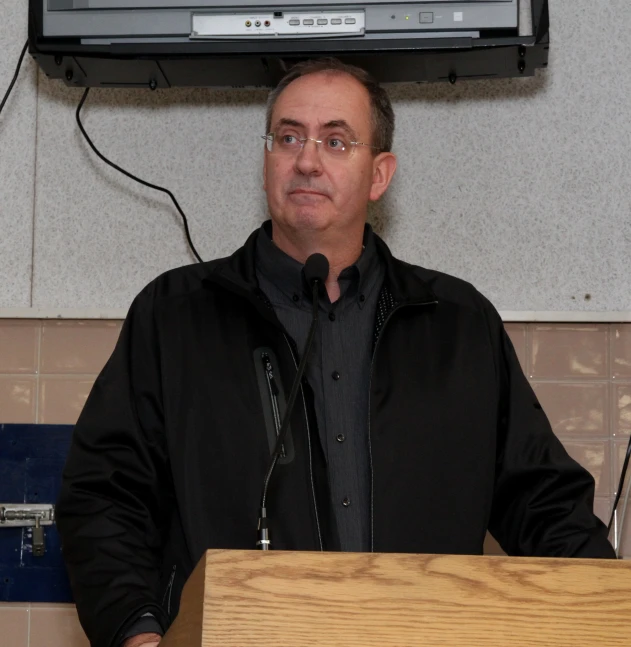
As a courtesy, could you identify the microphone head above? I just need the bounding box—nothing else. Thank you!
[304,253,329,287]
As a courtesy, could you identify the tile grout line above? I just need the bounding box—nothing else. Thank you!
[26,602,31,647]
[613,327,631,553]
[610,326,625,553]
[0,373,41,379]
[524,323,531,378]
[608,324,615,513]
[34,322,42,424]
[0,373,105,382]
[38,372,99,379]
[528,377,616,384]
[524,323,529,378]
[1,372,104,378]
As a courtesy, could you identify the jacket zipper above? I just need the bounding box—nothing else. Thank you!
[163,564,176,616]
[283,333,323,551]
[368,300,437,552]
[261,352,285,458]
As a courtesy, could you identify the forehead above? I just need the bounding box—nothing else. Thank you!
[271,71,372,135]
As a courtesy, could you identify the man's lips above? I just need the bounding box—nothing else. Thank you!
[288,190,328,205]
[290,189,327,197]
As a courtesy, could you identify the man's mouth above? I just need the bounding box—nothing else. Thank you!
[290,189,326,196]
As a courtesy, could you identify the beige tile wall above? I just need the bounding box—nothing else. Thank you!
[0,320,121,425]
[0,321,121,646]
[0,603,89,647]
[1,320,631,643]
[486,323,631,556]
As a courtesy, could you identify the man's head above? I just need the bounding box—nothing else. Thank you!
[263,59,397,240]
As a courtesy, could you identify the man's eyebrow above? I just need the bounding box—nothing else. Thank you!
[322,120,356,137]
[275,118,304,129]
[274,118,358,138]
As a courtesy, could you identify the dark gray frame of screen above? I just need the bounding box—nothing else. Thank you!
[43,2,518,37]
[48,0,514,8]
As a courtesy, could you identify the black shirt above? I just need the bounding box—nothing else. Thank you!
[255,221,385,551]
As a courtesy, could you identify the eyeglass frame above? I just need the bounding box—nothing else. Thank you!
[261,132,381,159]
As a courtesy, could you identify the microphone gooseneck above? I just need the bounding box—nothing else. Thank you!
[256,253,329,550]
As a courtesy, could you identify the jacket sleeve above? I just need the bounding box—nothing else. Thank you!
[484,302,615,558]
[56,284,173,647]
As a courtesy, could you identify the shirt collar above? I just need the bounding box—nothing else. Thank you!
[255,220,380,308]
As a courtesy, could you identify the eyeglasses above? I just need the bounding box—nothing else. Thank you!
[262,132,380,160]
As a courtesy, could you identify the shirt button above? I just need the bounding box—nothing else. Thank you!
[336,433,345,443]
[328,312,336,321]
[331,370,340,381]
[359,294,366,302]
[342,497,351,507]
[292,294,299,302]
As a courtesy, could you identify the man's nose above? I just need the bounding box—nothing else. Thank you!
[294,139,323,175]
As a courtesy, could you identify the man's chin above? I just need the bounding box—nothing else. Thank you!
[286,210,334,232]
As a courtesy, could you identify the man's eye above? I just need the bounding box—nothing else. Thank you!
[328,138,346,150]
[282,135,298,145]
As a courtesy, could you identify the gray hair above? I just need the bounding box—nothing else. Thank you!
[265,58,395,153]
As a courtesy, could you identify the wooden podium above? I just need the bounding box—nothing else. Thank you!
[160,549,631,646]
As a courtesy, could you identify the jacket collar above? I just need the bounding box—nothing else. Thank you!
[202,224,438,308]
[372,235,437,305]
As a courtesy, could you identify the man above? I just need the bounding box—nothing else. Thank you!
[56,58,615,647]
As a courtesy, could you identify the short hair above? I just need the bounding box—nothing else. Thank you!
[265,58,395,153]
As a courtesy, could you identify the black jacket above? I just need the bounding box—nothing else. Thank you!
[56,228,615,647]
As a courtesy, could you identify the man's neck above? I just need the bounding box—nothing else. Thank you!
[271,221,365,303]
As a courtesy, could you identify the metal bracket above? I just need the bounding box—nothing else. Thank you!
[0,504,55,557]
[0,504,55,527]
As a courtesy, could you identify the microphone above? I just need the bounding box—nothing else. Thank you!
[303,253,329,288]
[257,253,330,550]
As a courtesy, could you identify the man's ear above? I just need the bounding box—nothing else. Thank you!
[263,151,268,192]
[369,152,397,202]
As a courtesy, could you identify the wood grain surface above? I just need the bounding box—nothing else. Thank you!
[161,549,631,646]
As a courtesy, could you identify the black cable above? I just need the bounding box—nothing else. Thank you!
[608,434,631,533]
[0,41,29,117]
[260,280,320,511]
[75,87,203,264]
[257,276,323,550]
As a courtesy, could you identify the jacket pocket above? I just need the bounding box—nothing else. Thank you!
[162,564,177,617]
[253,347,295,464]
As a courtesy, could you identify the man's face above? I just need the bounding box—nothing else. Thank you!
[263,71,394,235]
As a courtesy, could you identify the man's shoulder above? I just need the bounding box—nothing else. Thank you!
[134,257,227,305]
[395,257,495,315]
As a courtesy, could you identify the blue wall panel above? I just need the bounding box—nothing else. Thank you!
[0,424,74,602]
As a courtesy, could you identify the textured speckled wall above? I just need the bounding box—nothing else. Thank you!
[1,0,630,312]
[0,4,37,308]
